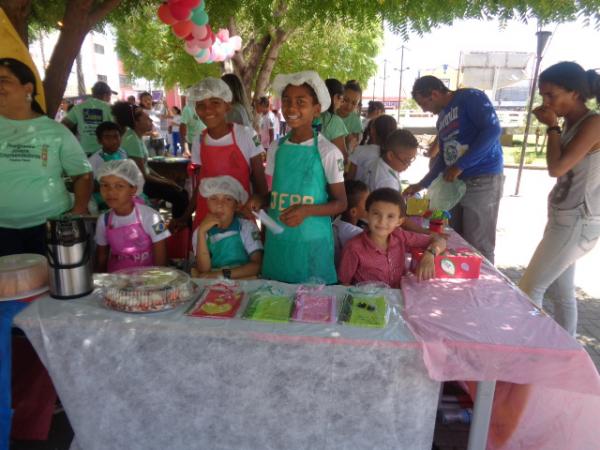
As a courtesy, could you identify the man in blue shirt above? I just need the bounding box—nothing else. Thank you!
[404,76,504,263]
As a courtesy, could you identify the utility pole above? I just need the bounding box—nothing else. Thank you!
[382,59,387,104]
[397,45,406,122]
[514,27,552,196]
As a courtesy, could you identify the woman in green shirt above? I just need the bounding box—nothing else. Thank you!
[0,58,93,257]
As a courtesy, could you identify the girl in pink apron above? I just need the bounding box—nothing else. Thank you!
[94,160,171,272]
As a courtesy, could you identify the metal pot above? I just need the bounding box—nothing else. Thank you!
[46,216,93,299]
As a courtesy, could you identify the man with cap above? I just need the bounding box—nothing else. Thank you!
[62,81,116,155]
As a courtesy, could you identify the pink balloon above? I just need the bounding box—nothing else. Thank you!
[191,24,208,40]
[187,0,201,7]
[229,35,242,51]
[216,29,230,43]
[197,36,212,49]
[169,3,192,21]
[185,40,201,55]
[172,20,193,38]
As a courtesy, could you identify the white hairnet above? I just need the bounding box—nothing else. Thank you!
[271,71,331,113]
[187,77,233,103]
[199,176,248,204]
[96,159,145,195]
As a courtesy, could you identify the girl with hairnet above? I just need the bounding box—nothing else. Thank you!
[94,160,171,272]
[262,71,347,284]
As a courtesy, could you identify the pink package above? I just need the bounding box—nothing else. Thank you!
[292,291,336,323]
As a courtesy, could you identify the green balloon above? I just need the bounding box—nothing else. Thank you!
[191,9,208,26]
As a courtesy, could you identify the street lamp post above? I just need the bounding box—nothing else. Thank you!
[514,27,552,196]
[396,45,406,122]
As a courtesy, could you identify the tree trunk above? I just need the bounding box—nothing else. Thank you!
[0,0,31,45]
[43,0,122,117]
[252,28,291,102]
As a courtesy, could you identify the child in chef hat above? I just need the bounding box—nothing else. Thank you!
[95,159,170,272]
[261,70,347,285]
[193,175,263,279]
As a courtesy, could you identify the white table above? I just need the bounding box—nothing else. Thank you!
[15,280,440,450]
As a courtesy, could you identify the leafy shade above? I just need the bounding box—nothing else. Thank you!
[114,5,220,89]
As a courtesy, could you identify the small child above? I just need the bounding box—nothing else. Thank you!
[193,176,263,279]
[187,77,268,230]
[88,121,128,176]
[95,160,170,272]
[349,114,397,182]
[338,188,446,288]
[363,129,419,192]
[336,80,364,152]
[255,96,275,150]
[315,78,349,159]
[263,70,347,284]
[333,180,369,265]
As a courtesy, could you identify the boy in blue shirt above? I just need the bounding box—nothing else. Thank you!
[405,76,504,263]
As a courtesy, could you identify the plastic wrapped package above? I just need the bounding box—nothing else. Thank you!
[186,281,244,319]
[338,283,394,329]
[101,267,194,313]
[242,285,293,323]
[291,283,336,324]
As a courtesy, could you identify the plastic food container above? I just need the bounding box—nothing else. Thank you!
[0,253,49,301]
[102,266,194,313]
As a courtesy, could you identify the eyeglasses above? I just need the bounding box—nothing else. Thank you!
[391,152,416,166]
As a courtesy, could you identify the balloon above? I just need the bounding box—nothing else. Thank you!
[169,3,192,21]
[195,50,210,64]
[172,20,193,38]
[216,29,230,43]
[190,9,208,26]
[185,33,195,41]
[187,0,202,7]
[229,35,242,51]
[195,48,208,58]
[191,24,208,40]
[185,40,201,55]
[157,3,178,25]
[197,36,212,48]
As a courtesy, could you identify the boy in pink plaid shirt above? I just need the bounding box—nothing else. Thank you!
[338,188,446,288]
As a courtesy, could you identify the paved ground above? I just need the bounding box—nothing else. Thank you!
[11,160,600,450]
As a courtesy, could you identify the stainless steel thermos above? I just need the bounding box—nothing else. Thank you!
[46,216,93,299]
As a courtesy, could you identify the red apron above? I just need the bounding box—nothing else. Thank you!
[106,205,154,272]
[193,125,252,230]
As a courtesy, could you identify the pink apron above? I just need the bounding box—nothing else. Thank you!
[106,205,153,272]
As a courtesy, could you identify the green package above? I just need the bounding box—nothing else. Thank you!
[243,293,293,323]
[339,294,388,328]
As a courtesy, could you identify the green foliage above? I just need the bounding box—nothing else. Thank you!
[113,3,220,88]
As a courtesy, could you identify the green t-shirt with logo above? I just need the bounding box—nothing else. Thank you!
[0,116,92,229]
[65,97,114,155]
[341,111,363,134]
[181,104,206,143]
[121,128,149,174]
[320,111,349,142]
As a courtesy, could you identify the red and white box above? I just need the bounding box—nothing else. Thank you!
[410,247,482,279]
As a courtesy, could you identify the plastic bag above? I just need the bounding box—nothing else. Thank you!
[427,174,466,211]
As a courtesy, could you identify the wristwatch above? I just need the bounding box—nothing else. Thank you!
[222,269,232,279]
[426,248,437,257]
[546,125,561,135]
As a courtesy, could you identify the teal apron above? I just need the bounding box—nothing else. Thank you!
[262,132,337,284]
[207,217,250,269]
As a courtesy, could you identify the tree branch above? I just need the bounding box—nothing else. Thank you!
[0,0,32,44]
[89,0,122,26]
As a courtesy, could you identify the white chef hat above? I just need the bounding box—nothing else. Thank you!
[199,176,248,204]
[96,159,145,195]
[271,71,331,113]
[187,77,233,103]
